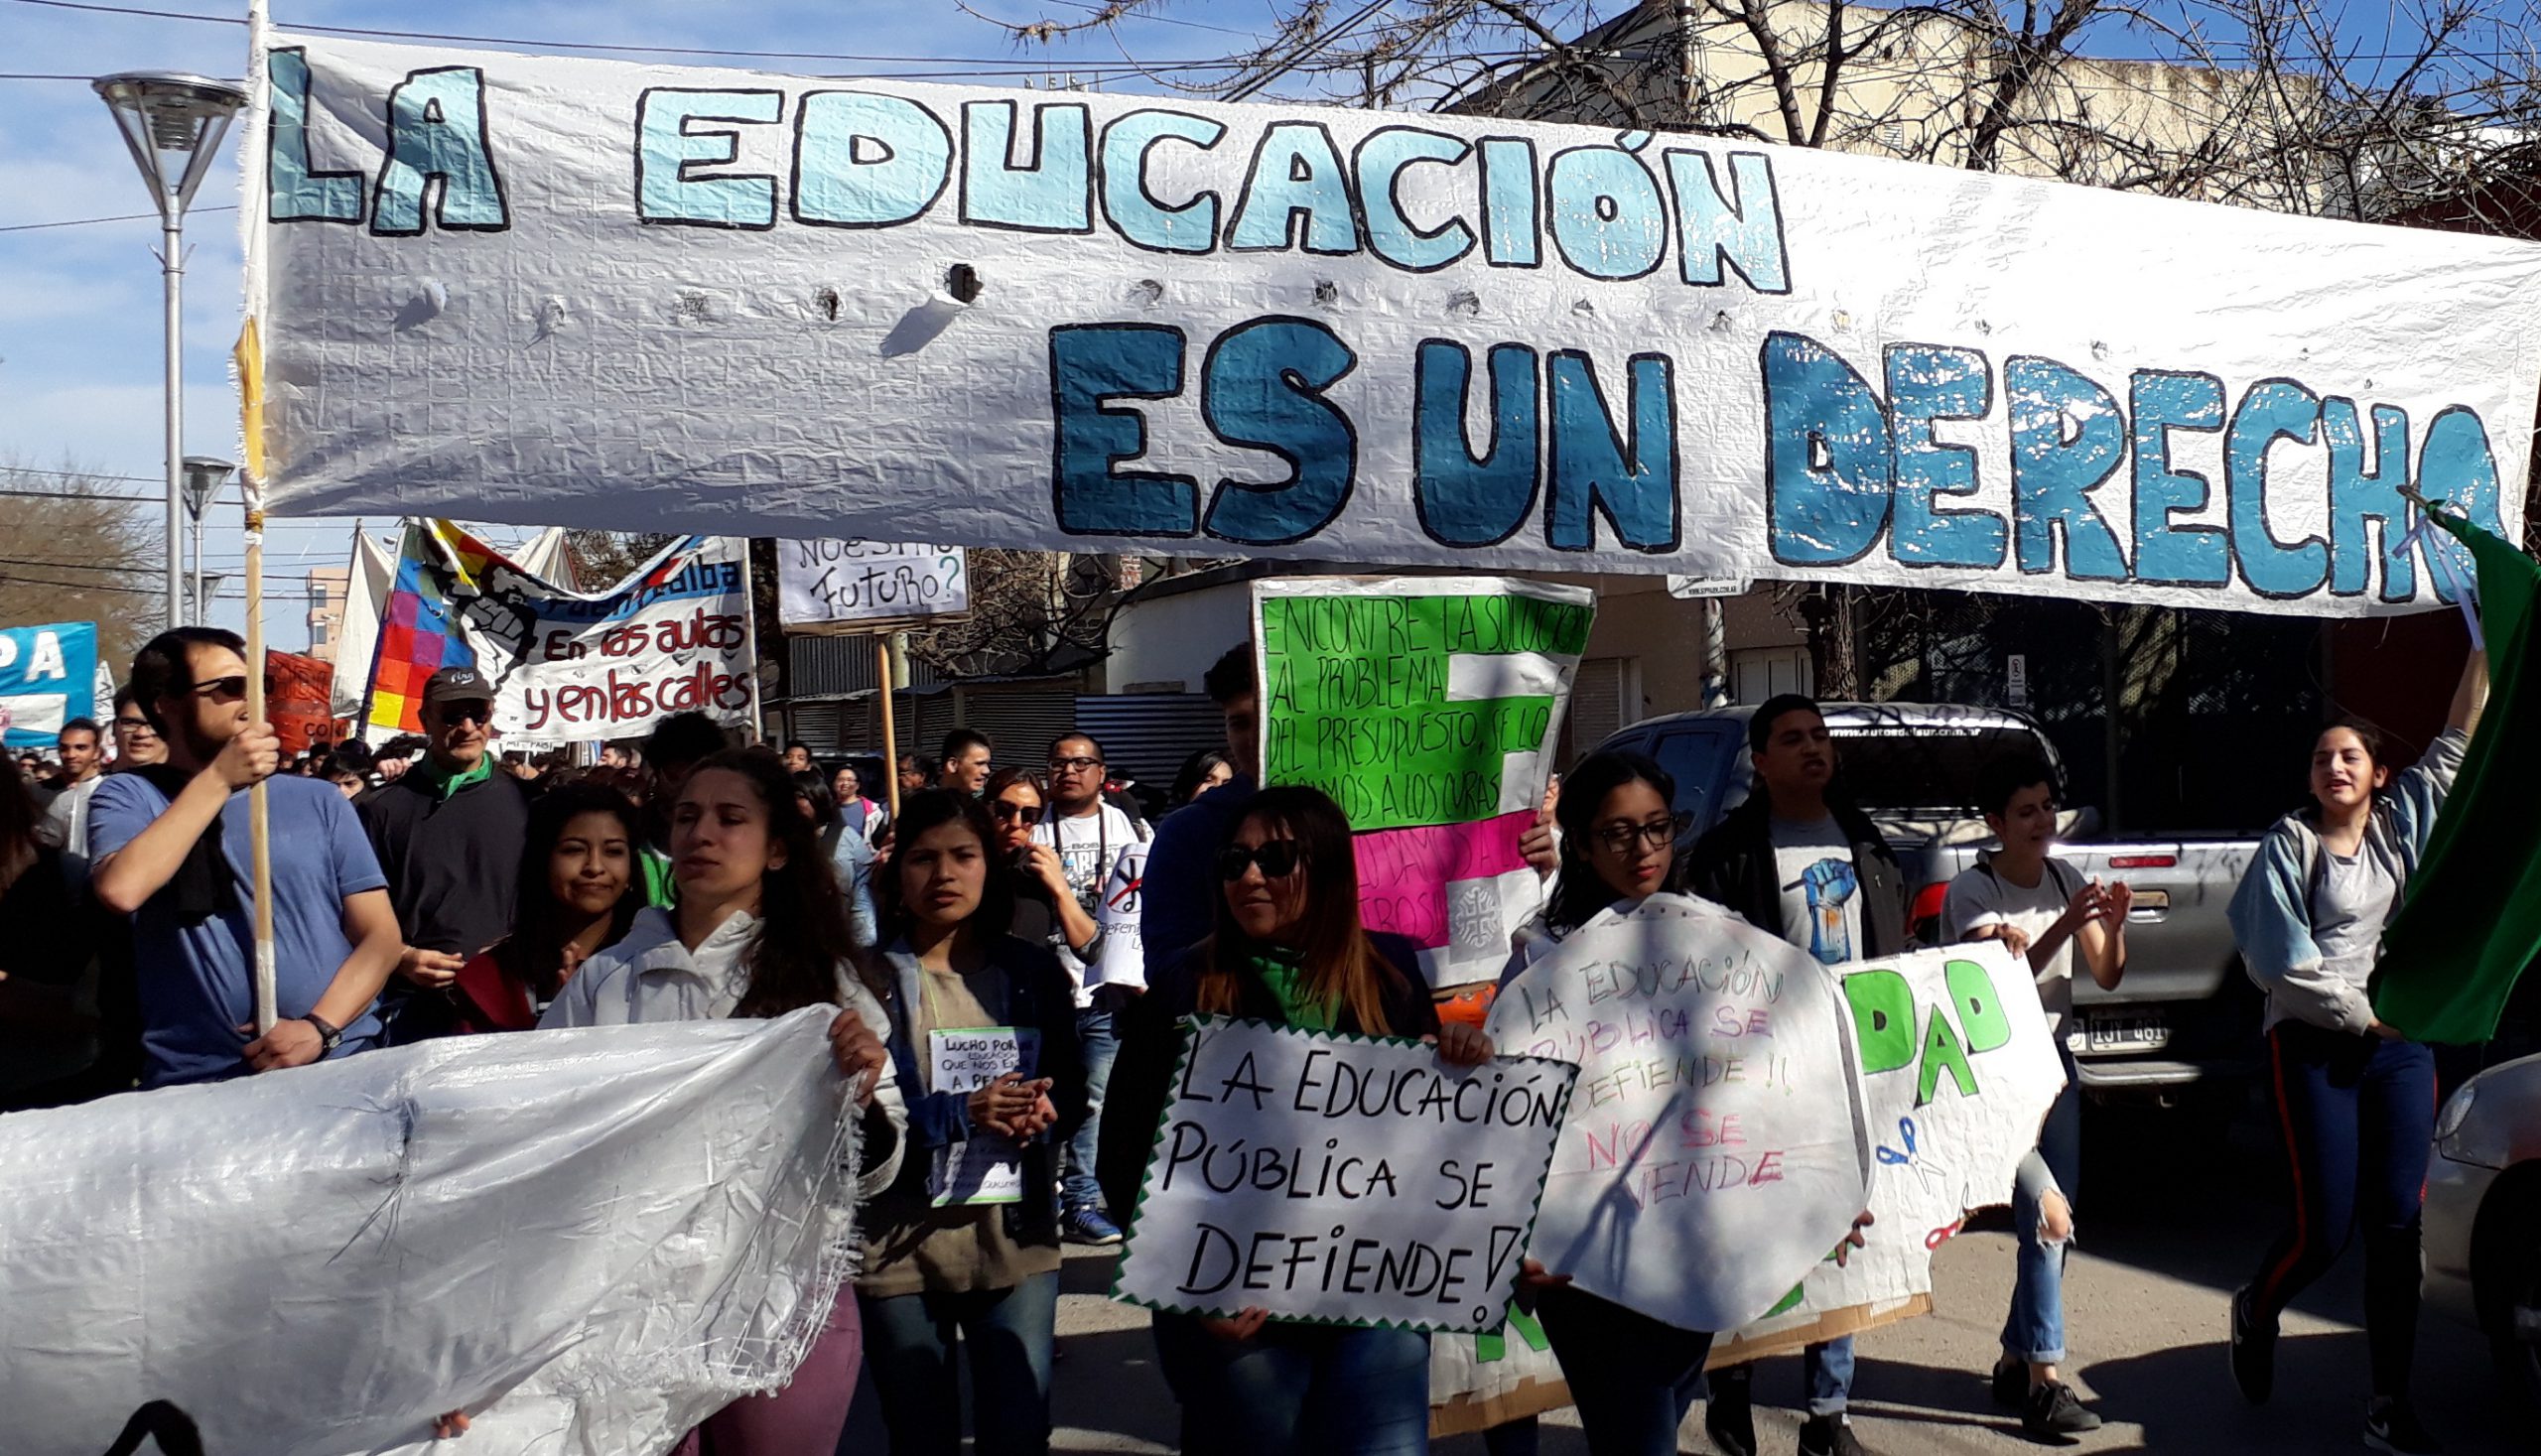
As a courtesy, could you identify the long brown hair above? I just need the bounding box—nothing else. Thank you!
[1197,784,1400,1035]
[498,781,644,1001]
[680,748,886,1015]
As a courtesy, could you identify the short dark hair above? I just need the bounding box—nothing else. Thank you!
[1975,754,2058,818]
[940,728,992,762]
[645,711,729,774]
[1203,642,1256,706]
[111,685,143,718]
[60,718,99,742]
[1749,693,1824,755]
[897,751,929,773]
[874,788,1016,941]
[129,626,247,733]
[332,739,375,771]
[784,739,813,755]
[1048,730,1102,762]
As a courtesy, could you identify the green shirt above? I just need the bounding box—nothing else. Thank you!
[1250,949,1335,1031]
[421,753,495,800]
[639,845,678,909]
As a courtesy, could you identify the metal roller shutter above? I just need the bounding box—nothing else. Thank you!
[1075,694,1228,800]
[957,686,1082,772]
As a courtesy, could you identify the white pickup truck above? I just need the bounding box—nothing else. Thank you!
[1596,702,2265,1100]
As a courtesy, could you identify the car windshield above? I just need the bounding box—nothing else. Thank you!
[1831,726,2051,817]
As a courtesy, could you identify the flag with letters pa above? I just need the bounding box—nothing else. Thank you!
[2374,518,2541,1044]
[1255,578,1594,990]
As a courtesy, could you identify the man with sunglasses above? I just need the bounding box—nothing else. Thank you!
[357,667,534,1043]
[1030,730,1149,1245]
[87,627,401,1088]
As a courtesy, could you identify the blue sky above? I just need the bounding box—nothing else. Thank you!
[0,0,1317,648]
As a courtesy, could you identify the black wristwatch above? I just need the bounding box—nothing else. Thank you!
[301,1012,343,1054]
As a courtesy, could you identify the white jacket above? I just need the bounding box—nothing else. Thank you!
[543,906,907,1196]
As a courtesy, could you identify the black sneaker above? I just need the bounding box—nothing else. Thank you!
[1992,1353,2028,1409]
[2228,1283,2277,1404]
[1705,1374,1757,1456]
[1797,1414,1870,1456]
[2364,1398,2441,1454]
[2023,1381,2103,1441]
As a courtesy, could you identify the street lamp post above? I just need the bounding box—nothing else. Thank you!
[182,456,235,622]
[93,71,247,630]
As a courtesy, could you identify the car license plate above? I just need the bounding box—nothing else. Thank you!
[2082,1008,2171,1052]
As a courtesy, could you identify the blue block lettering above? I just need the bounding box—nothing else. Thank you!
[372,67,508,235]
[1764,331,1892,567]
[1664,150,1789,293]
[635,89,780,229]
[1886,343,2003,569]
[962,99,1092,233]
[1477,138,1540,268]
[1356,127,1474,272]
[267,49,363,223]
[2129,370,2228,587]
[1100,110,1226,254]
[2325,400,2414,600]
[2416,407,2505,603]
[2224,380,2328,599]
[1049,325,1197,537]
[792,91,953,228]
[1229,123,1362,255]
[1548,350,1679,553]
[1413,340,1538,547]
[1200,318,1359,545]
[1545,140,1666,281]
[2005,357,2128,581]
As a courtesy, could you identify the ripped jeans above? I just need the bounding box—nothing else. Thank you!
[2003,1043,2082,1367]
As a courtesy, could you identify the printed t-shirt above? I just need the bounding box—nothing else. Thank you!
[1771,815,1860,967]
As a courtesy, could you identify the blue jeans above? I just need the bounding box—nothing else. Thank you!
[2004,1044,2083,1366]
[1064,1005,1119,1216]
[1537,1285,1713,1456]
[1711,1336,1853,1418]
[1153,1311,1431,1456]
[2249,1022,2436,1397]
[858,1272,1059,1456]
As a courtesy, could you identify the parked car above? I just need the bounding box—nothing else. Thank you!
[1595,702,2265,1098]
[2427,1051,2541,1410]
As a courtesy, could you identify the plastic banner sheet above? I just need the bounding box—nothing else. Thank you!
[1487,895,1869,1332]
[1113,1016,1575,1334]
[244,33,2541,614]
[0,1010,861,1456]
[0,620,97,749]
[1255,577,1589,988]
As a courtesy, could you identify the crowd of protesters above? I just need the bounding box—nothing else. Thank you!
[0,620,2489,1456]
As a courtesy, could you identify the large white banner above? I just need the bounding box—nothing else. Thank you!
[1113,1017,1576,1334]
[775,540,970,631]
[1486,895,1871,1333]
[1712,940,2067,1363]
[0,1010,861,1456]
[245,34,2541,616]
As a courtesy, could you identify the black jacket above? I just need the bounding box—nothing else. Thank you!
[358,767,532,960]
[1098,941,1437,1222]
[1685,792,1910,960]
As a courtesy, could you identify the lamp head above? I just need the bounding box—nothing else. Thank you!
[91,71,246,215]
[182,456,235,520]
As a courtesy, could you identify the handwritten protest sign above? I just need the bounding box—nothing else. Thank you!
[366,524,755,745]
[928,1026,1041,1206]
[247,33,2541,615]
[1257,578,1592,988]
[1710,940,2065,1364]
[1487,895,1870,1333]
[1114,1017,1576,1333]
[777,541,969,633]
[1088,840,1150,992]
[0,1010,860,1456]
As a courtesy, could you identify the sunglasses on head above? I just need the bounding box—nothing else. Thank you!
[1218,840,1304,881]
[190,675,249,704]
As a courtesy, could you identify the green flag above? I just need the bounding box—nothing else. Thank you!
[2373,518,2541,1044]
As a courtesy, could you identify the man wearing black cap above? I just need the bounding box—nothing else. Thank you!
[357,666,533,1042]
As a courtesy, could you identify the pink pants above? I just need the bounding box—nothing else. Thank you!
[672,1292,863,1456]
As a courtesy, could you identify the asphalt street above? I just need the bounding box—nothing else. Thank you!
[1003,1097,2534,1456]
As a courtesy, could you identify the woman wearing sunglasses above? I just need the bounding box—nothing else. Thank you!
[983,768,1102,965]
[1103,785,1496,1456]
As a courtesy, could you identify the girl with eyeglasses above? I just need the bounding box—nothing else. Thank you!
[858,787,1086,1456]
[1104,785,1496,1456]
[1493,749,1752,1456]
